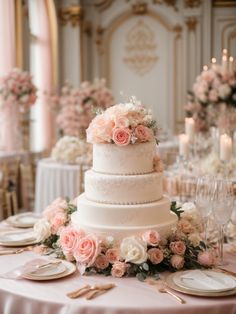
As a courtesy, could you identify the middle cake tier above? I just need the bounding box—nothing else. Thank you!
[85,169,163,204]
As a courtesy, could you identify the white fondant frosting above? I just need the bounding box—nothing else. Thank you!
[85,170,163,204]
[92,141,156,175]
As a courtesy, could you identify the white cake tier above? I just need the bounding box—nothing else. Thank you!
[72,196,177,238]
[93,141,156,175]
[76,193,171,227]
[85,170,163,204]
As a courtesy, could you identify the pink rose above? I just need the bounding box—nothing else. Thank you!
[148,248,164,264]
[135,125,153,142]
[170,255,185,269]
[60,226,85,254]
[94,254,109,270]
[73,233,100,267]
[105,248,120,264]
[112,128,131,146]
[198,250,216,266]
[177,219,194,234]
[51,211,68,234]
[114,116,129,128]
[142,230,161,246]
[169,241,186,255]
[111,261,128,278]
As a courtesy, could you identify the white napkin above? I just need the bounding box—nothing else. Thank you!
[0,231,36,242]
[180,270,235,291]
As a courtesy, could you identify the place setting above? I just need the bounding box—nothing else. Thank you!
[0,229,38,247]
[166,269,236,297]
[5,212,41,228]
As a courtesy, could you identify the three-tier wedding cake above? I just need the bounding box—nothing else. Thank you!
[72,103,177,238]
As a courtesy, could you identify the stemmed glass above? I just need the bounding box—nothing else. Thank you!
[195,176,216,243]
[212,179,235,265]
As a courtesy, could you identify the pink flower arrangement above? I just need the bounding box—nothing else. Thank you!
[34,200,217,280]
[49,79,114,138]
[186,56,236,132]
[0,68,37,112]
[87,102,157,145]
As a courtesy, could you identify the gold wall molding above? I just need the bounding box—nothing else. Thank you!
[152,0,178,11]
[58,6,83,27]
[123,19,158,76]
[184,0,201,8]
[132,2,148,15]
[94,0,114,12]
[221,20,236,51]
[15,0,23,69]
[213,0,236,7]
[185,17,198,32]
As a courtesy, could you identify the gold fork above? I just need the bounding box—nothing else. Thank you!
[0,245,33,255]
[67,283,115,299]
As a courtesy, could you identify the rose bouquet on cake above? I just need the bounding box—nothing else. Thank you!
[34,200,216,280]
[186,51,236,132]
[51,136,92,165]
[87,102,158,146]
[50,79,114,138]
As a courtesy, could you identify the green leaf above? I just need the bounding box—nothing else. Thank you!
[136,272,147,282]
[142,263,149,272]
[170,201,184,219]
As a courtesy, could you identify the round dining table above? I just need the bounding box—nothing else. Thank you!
[0,243,236,314]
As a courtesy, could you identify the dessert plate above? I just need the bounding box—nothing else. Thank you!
[6,212,41,228]
[22,260,76,281]
[0,230,38,247]
[166,270,236,297]
[172,270,236,293]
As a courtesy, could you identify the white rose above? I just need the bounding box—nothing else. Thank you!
[218,84,231,99]
[34,218,51,242]
[120,236,147,264]
[188,233,201,247]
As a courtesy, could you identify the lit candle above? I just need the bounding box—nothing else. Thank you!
[220,134,232,162]
[211,58,217,70]
[229,56,234,74]
[179,134,189,159]
[185,117,195,142]
[222,55,228,72]
[203,65,208,71]
[222,48,228,56]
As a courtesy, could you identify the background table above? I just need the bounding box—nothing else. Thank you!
[34,158,86,213]
[0,248,236,314]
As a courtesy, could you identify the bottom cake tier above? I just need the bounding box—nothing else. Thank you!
[71,193,178,238]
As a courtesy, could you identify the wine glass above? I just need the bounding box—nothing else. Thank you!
[212,179,235,265]
[195,176,216,242]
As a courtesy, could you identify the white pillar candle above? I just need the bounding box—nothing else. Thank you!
[229,56,234,74]
[222,55,228,72]
[203,65,208,71]
[220,134,232,162]
[211,58,217,70]
[179,134,189,158]
[185,117,195,142]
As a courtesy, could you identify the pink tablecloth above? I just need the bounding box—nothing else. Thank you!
[0,249,236,314]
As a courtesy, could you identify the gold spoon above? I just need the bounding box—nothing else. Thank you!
[158,286,186,304]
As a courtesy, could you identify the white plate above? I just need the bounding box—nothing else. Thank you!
[6,212,41,228]
[22,260,76,281]
[0,230,38,247]
[27,262,67,277]
[173,270,236,293]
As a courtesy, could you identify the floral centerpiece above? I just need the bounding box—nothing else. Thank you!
[50,79,114,138]
[51,136,92,165]
[34,200,216,280]
[186,50,236,133]
[87,102,158,145]
[0,68,37,151]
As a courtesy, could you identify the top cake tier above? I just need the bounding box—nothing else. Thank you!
[93,141,156,175]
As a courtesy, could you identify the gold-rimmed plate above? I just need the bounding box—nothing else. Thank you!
[22,260,77,281]
[0,230,38,247]
[6,212,41,228]
[166,271,236,297]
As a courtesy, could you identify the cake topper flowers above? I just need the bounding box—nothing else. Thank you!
[86,101,158,145]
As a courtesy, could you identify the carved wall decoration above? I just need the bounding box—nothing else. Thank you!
[94,0,114,12]
[58,6,83,27]
[132,2,148,15]
[185,17,198,32]
[184,0,201,8]
[152,0,178,11]
[123,19,158,76]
